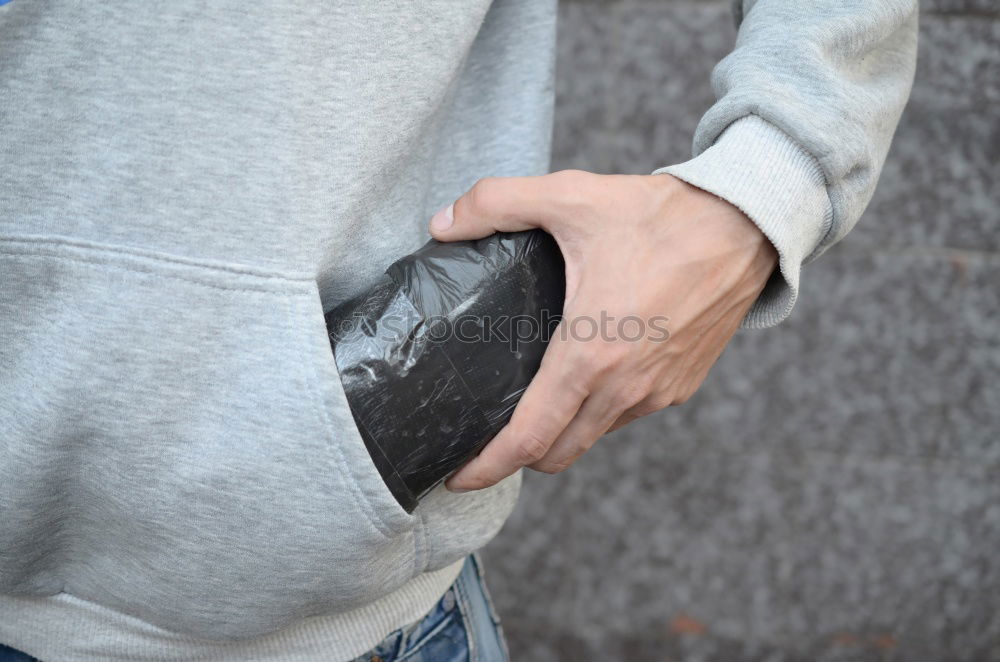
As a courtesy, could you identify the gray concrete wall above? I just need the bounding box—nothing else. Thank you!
[482,1,1000,660]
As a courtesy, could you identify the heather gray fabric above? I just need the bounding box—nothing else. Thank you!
[0,0,916,660]
[661,0,918,327]
[0,1,549,657]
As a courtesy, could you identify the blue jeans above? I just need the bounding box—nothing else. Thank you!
[0,554,508,662]
[351,553,509,662]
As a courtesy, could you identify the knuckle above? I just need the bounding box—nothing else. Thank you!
[536,440,589,474]
[467,177,500,215]
[580,357,608,384]
[591,345,629,380]
[613,388,645,412]
[652,394,676,411]
[514,431,550,465]
[607,388,631,412]
[584,340,618,365]
[634,394,672,416]
[616,378,654,410]
[673,388,695,406]
[561,348,604,387]
[534,459,573,475]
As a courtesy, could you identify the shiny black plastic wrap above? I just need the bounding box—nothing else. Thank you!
[326,231,565,513]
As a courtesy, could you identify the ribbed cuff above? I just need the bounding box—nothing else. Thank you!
[653,115,833,328]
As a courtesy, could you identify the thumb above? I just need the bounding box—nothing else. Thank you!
[429,174,566,242]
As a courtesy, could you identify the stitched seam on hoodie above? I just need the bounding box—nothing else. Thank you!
[0,248,309,295]
[0,234,313,283]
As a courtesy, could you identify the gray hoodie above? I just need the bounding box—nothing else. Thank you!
[0,1,916,660]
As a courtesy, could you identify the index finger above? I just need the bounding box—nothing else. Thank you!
[444,336,587,491]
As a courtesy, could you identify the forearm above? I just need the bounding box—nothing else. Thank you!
[657,0,919,327]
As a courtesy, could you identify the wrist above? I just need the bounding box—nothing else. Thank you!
[653,115,832,328]
[649,172,779,279]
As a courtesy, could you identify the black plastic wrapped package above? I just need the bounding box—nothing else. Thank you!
[326,230,565,513]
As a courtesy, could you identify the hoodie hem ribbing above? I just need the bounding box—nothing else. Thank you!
[0,560,464,662]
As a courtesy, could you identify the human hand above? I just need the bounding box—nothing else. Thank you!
[429,170,778,491]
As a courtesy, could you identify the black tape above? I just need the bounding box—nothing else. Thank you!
[326,230,565,512]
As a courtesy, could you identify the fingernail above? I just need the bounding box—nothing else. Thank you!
[431,203,454,231]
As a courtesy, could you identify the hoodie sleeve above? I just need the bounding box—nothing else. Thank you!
[655,0,919,328]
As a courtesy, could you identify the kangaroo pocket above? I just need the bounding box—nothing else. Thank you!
[0,235,422,640]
